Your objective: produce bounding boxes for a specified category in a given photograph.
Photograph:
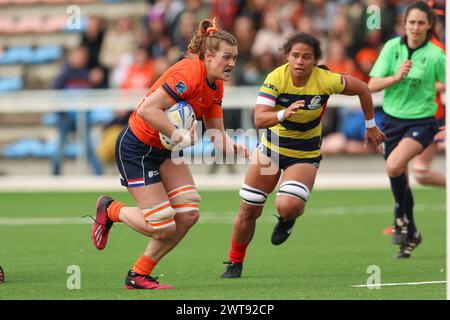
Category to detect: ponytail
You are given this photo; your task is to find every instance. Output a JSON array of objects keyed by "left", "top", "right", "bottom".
[{"left": 187, "top": 17, "right": 237, "bottom": 59}]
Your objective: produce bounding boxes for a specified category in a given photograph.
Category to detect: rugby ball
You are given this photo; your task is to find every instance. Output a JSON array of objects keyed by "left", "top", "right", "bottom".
[{"left": 159, "top": 100, "right": 195, "bottom": 150}]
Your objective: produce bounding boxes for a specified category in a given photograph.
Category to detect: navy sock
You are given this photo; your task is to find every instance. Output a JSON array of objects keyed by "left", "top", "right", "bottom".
[
  {"left": 405, "top": 187, "right": 417, "bottom": 238},
  {"left": 389, "top": 173, "right": 408, "bottom": 223}
]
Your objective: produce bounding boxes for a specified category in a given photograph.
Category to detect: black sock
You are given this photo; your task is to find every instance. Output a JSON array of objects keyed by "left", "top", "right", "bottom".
[
  {"left": 405, "top": 187, "right": 417, "bottom": 238},
  {"left": 389, "top": 173, "right": 408, "bottom": 223}
]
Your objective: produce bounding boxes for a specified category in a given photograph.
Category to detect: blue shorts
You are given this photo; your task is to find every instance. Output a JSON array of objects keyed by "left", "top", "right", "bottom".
[
  {"left": 380, "top": 113, "right": 439, "bottom": 159},
  {"left": 115, "top": 125, "right": 182, "bottom": 187},
  {"left": 257, "top": 143, "right": 322, "bottom": 170}
]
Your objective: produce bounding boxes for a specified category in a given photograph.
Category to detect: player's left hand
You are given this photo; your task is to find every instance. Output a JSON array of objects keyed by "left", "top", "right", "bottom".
[
  {"left": 364, "top": 126, "right": 386, "bottom": 147},
  {"left": 233, "top": 143, "right": 249, "bottom": 158}
]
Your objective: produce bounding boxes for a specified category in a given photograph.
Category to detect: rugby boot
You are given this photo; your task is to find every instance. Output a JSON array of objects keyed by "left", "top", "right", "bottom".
[
  {"left": 221, "top": 261, "right": 243, "bottom": 278},
  {"left": 396, "top": 232, "right": 422, "bottom": 259},
  {"left": 124, "top": 270, "right": 173, "bottom": 290},
  {"left": 91, "top": 195, "right": 114, "bottom": 250},
  {"left": 271, "top": 215, "right": 296, "bottom": 245}
]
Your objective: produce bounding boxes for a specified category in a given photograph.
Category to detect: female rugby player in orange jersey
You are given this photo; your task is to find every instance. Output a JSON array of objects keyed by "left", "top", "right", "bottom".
[{"left": 89, "top": 18, "right": 248, "bottom": 290}]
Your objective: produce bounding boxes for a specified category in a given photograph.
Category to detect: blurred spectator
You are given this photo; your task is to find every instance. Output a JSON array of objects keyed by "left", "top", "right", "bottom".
[
  {"left": 80, "top": 16, "right": 105, "bottom": 69},
  {"left": 52, "top": 46, "right": 104, "bottom": 176},
  {"left": 302, "top": 0, "right": 337, "bottom": 34},
  {"left": 354, "top": 47, "right": 379, "bottom": 82},
  {"left": 183, "top": 0, "right": 211, "bottom": 22},
  {"left": 211, "top": 0, "right": 240, "bottom": 31},
  {"left": 142, "top": 5, "right": 173, "bottom": 58},
  {"left": 99, "top": 16, "right": 139, "bottom": 70},
  {"left": 251, "top": 8, "right": 285, "bottom": 60},
  {"left": 172, "top": 11, "right": 197, "bottom": 53},
  {"left": 237, "top": 0, "right": 268, "bottom": 28},
  {"left": 321, "top": 40, "right": 371, "bottom": 152},
  {"left": 120, "top": 47, "right": 156, "bottom": 89},
  {"left": 325, "top": 40, "right": 365, "bottom": 81},
  {"left": 80, "top": 15, "right": 109, "bottom": 88},
  {"left": 232, "top": 15, "right": 257, "bottom": 84},
  {"left": 328, "top": 13, "right": 353, "bottom": 49},
  {"left": 321, "top": 108, "right": 384, "bottom": 155}
]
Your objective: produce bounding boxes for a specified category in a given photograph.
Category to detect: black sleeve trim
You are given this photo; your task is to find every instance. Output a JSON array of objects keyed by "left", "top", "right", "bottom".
[{"left": 162, "top": 82, "right": 181, "bottom": 102}]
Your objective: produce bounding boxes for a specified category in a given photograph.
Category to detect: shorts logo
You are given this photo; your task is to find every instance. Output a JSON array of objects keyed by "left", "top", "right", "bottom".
[
  {"left": 307, "top": 96, "right": 322, "bottom": 110},
  {"left": 148, "top": 170, "right": 160, "bottom": 178},
  {"left": 412, "top": 131, "right": 419, "bottom": 137},
  {"left": 174, "top": 81, "right": 187, "bottom": 95}
]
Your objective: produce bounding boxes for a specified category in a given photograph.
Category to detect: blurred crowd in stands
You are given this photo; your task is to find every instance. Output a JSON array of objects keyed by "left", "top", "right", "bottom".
[{"left": 0, "top": 0, "right": 446, "bottom": 175}]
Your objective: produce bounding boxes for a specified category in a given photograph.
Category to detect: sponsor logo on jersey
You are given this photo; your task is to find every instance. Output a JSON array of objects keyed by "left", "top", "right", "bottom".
[{"left": 263, "top": 83, "right": 278, "bottom": 92}]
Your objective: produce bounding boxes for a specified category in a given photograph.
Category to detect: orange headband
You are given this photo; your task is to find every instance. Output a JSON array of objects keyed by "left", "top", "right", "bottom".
[
  {"left": 206, "top": 26, "right": 218, "bottom": 34},
  {"left": 206, "top": 17, "right": 218, "bottom": 35}
]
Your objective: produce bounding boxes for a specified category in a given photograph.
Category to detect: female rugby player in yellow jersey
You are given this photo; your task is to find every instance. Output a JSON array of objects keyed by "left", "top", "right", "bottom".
[{"left": 221, "top": 32, "right": 385, "bottom": 278}]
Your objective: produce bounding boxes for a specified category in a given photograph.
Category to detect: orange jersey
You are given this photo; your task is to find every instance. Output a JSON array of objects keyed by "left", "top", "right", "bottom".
[
  {"left": 431, "top": 37, "right": 445, "bottom": 120},
  {"left": 129, "top": 55, "right": 224, "bottom": 148}
]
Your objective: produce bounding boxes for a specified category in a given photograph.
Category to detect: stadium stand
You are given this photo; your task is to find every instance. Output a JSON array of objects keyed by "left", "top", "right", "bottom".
[{"left": 0, "top": 0, "right": 446, "bottom": 177}]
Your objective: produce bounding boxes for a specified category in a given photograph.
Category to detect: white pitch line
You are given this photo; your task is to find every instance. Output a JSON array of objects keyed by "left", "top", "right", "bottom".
[
  {"left": 0, "top": 203, "right": 444, "bottom": 226},
  {"left": 352, "top": 280, "right": 447, "bottom": 288}
]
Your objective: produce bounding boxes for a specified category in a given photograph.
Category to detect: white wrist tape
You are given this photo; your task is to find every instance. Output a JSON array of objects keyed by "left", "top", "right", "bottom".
[
  {"left": 365, "top": 118, "right": 376, "bottom": 128},
  {"left": 277, "top": 110, "right": 285, "bottom": 122}
]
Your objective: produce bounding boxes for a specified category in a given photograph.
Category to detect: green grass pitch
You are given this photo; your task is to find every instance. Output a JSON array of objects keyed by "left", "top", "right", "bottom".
[{"left": 0, "top": 188, "right": 445, "bottom": 300}]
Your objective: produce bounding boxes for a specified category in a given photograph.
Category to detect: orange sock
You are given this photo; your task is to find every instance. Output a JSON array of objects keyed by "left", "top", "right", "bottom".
[
  {"left": 132, "top": 255, "right": 157, "bottom": 275},
  {"left": 107, "top": 201, "right": 124, "bottom": 222}
]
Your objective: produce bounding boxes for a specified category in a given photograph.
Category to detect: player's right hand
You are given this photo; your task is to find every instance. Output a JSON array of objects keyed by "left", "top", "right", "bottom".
[
  {"left": 172, "top": 121, "right": 197, "bottom": 149},
  {"left": 435, "top": 126, "right": 445, "bottom": 141},
  {"left": 394, "top": 60, "right": 413, "bottom": 82},
  {"left": 284, "top": 100, "right": 305, "bottom": 119}
]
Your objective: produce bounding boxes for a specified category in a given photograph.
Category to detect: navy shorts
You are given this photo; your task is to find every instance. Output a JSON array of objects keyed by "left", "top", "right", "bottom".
[
  {"left": 380, "top": 113, "right": 439, "bottom": 159},
  {"left": 115, "top": 125, "right": 182, "bottom": 187},
  {"left": 257, "top": 143, "right": 322, "bottom": 171}
]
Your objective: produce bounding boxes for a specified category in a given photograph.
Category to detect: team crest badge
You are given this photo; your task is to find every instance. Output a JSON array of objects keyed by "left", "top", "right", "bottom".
[
  {"left": 307, "top": 96, "right": 322, "bottom": 110},
  {"left": 174, "top": 81, "right": 187, "bottom": 95}
]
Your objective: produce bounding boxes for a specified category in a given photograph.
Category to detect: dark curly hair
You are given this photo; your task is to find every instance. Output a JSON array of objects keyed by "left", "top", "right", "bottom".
[{"left": 281, "top": 32, "right": 322, "bottom": 60}]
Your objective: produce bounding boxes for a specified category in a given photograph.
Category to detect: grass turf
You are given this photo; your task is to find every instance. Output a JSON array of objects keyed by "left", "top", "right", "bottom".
[{"left": 0, "top": 188, "right": 445, "bottom": 300}]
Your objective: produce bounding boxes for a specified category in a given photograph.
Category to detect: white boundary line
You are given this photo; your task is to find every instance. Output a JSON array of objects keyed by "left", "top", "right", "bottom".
[{"left": 353, "top": 281, "right": 447, "bottom": 288}]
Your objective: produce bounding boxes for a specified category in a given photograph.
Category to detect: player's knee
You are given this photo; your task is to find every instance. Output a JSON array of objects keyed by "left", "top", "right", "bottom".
[
  {"left": 276, "top": 181, "right": 309, "bottom": 219},
  {"left": 177, "top": 211, "right": 200, "bottom": 230},
  {"left": 276, "top": 198, "right": 304, "bottom": 220},
  {"left": 151, "top": 223, "right": 176, "bottom": 240},
  {"left": 169, "top": 185, "right": 201, "bottom": 212},
  {"left": 411, "top": 163, "right": 431, "bottom": 185},
  {"left": 141, "top": 200, "right": 176, "bottom": 237},
  {"left": 239, "top": 184, "right": 267, "bottom": 207},
  {"left": 386, "top": 159, "right": 405, "bottom": 177},
  {"left": 168, "top": 185, "right": 201, "bottom": 230}
]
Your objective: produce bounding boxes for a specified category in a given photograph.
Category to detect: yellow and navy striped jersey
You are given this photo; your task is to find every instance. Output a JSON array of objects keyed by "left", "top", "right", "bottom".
[{"left": 256, "top": 63, "right": 346, "bottom": 159}]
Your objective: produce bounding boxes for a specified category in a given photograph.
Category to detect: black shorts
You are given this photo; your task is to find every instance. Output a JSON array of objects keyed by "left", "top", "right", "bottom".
[
  {"left": 380, "top": 112, "right": 439, "bottom": 159},
  {"left": 257, "top": 143, "right": 322, "bottom": 171},
  {"left": 115, "top": 125, "right": 183, "bottom": 187}
]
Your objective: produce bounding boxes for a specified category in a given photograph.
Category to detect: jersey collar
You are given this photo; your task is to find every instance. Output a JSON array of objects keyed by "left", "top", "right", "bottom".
[{"left": 401, "top": 35, "right": 429, "bottom": 59}]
